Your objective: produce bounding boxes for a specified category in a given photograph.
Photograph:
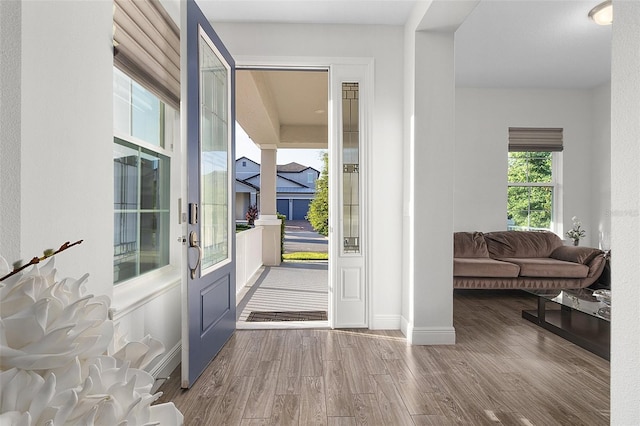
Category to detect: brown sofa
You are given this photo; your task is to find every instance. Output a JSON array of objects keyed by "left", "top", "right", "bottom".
[{"left": 454, "top": 231, "right": 607, "bottom": 289}]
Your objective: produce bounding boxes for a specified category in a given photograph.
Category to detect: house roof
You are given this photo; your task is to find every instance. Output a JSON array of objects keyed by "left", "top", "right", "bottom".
[
  {"left": 277, "top": 162, "right": 308, "bottom": 173},
  {"left": 236, "top": 159, "right": 319, "bottom": 175},
  {"left": 236, "top": 156, "right": 260, "bottom": 166},
  {"left": 237, "top": 173, "right": 312, "bottom": 190},
  {"left": 277, "top": 162, "right": 320, "bottom": 174},
  {"left": 277, "top": 174, "right": 310, "bottom": 188},
  {"left": 277, "top": 187, "right": 316, "bottom": 194},
  {"left": 235, "top": 178, "right": 260, "bottom": 191}
]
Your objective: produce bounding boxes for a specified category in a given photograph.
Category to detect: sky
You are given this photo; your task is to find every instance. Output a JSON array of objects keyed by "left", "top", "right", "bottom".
[{"left": 235, "top": 122, "right": 326, "bottom": 172}]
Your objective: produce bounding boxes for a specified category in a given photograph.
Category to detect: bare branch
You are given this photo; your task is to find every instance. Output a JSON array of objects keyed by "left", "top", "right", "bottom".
[{"left": 0, "top": 240, "right": 84, "bottom": 282}]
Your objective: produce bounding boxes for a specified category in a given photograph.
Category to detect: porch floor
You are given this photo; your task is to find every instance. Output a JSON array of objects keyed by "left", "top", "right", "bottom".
[{"left": 236, "top": 261, "right": 329, "bottom": 328}]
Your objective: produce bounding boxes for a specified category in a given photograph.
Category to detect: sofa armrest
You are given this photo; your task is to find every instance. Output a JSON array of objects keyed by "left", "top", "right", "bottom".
[
  {"left": 585, "top": 253, "right": 607, "bottom": 278},
  {"left": 549, "top": 246, "right": 603, "bottom": 265}
]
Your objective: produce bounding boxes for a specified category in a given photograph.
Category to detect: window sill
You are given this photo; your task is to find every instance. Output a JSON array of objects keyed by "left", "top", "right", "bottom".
[{"left": 111, "top": 266, "right": 181, "bottom": 321}]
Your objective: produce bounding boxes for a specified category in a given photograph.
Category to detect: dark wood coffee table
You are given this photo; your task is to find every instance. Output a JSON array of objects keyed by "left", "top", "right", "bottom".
[{"left": 522, "top": 288, "right": 610, "bottom": 360}]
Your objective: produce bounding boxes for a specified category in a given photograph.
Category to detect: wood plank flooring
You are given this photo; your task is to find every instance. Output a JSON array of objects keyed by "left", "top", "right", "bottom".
[{"left": 157, "top": 290, "right": 609, "bottom": 425}]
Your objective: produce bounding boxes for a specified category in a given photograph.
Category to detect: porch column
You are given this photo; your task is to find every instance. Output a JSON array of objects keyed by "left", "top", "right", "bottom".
[{"left": 255, "top": 145, "right": 281, "bottom": 265}]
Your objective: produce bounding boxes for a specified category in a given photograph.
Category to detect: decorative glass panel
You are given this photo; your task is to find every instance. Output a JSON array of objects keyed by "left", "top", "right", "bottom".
[
  {"left": 342, "top": 83, "right": 360, "bottom": 253},
  {"left": 200, "top": 35, "right": 229, "bottom": 270},
  {"left": 113, "top": 139, "right": 170, "bottom": 283}
]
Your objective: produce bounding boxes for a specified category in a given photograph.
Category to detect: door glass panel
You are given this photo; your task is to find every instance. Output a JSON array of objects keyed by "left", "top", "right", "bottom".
[
  {"left": 199, "top": 34, "right": 229, "bottom": 270},
  {"left": 342, "top": 82, "right": 360, "bottom": 254}
]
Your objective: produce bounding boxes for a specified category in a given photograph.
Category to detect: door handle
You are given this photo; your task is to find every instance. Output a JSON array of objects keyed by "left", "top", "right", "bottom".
[{"left": 188, "top": 231, "right": 202, "bottom": 279}]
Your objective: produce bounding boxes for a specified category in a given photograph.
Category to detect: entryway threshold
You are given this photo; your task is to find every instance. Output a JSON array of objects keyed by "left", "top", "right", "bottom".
[{"left": 237, "top": 320, "right": 329, "bottom": 330}]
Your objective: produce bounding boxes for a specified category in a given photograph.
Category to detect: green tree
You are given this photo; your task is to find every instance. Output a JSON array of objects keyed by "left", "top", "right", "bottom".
[
  {"left": 507, "top": 151, "right": 553, "bottom": 230},
  {"left": 308, "top": 152, "right": 328, "bottom": 236}
]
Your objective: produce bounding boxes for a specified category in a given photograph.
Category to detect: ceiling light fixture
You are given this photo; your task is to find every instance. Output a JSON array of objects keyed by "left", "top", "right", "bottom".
[{"left": 589, "top": 0, "right": 613, "bottom": 25}]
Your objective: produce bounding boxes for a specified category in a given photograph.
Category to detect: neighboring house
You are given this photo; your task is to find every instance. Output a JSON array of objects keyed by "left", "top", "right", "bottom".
[{"left": 235, "top": 156, "right": 320, "bottom": 221}]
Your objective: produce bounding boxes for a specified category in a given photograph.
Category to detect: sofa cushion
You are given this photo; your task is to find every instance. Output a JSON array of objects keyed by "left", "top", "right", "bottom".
[
  {"left": 454, "top": 258, "right": 520, "bottom": 277},
  {"left": 484, "top": 231, "right": 563, "bottom": 258},
  {"left": 498, "top": 258, "right": 589, "bottom": 278},
  {"left": 454, "top": 232, "right": 489, "bottom": 258},
  {"left": 549, "top": 246, "right": 602, "bottom": 265}
]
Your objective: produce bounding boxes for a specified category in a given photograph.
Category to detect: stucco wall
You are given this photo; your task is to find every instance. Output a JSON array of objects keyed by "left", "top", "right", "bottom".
[
  {"left": 455, "top": 88, "right": 599, "bottom": 246},
  {"left": 213, "top": 22, "right": 405, "bottom": 328}
]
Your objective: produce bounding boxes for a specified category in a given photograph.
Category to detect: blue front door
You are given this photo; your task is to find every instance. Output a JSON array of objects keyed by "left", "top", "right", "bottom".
[{"left": 181, "top": 0, "right": 236, "bottom": 388}]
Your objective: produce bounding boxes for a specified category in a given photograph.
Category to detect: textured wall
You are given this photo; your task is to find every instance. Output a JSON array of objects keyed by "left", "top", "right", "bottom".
[
  {"left": 611, "top": 1, "right": 640, "bottom": 422},
  {"left": 0, "top": 0, "right": 21, "bottom": 263}
]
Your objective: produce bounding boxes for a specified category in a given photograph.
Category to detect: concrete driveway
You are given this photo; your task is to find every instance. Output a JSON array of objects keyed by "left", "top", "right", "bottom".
[{"left": 283, "top": 220, "right": 327, "bottom": 253}]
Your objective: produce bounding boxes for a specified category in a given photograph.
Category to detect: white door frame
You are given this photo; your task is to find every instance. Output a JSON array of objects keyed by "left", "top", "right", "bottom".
[{"left": 234, "top": 56, "right": 373, "bottom": 328}]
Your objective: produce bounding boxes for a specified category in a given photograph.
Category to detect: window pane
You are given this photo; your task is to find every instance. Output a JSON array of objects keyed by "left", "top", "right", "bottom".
[
  {"left": 114, "top": 212, "right": 138, "bottom": 282},
  {"left": 200, "top": 36, "right": 229, "bottom": 269},
  {"left": 508, "top": 151, "right": 552, "bottom": 184},
  {"left": 507, "top": 186, "right": 553, "bottom": 230},
  {"left": 114, "top": 143, "right": 139, "bottom": 210},
  {"left": 139, "top": 211, "right": 170, "bottom": 274},
  {"left": 529, "top": 186, "right": 553, "bottom": 228},
  {"left": 140, "top": 151, "right": 169, "bottom": 210},
  {"left": 113, "top": 138, "right": 170, "bottom": 284},
  {"left": 114, "top": 69, "right": 131, "bottom": 135},
  {"left": 132, "top": 80, "right": 162, "bottom": 147}
]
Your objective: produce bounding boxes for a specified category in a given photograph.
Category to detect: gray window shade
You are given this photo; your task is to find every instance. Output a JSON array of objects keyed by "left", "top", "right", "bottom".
[
  {"left": 508, "top": 127, "right": 563, "bottom": 152},
  {"left": 113, "top": 0, "right": 180, "bottom": 110}
]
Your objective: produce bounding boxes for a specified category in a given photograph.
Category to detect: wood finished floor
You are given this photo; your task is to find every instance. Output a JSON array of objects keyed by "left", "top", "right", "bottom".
[{"left": 157, "top": 290, "right": 610, "bottom": 425}]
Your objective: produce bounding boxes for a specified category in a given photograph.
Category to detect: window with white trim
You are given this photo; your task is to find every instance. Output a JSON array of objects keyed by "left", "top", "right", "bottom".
[
  {"left": 507, "top": 127, "right": 562, "bottom": 232},
  {"left": 507, "top": 151, "right": 555, "bottom": 231},
  {"left": 113, "top": 68, "right": 177, "bottom": 284}
]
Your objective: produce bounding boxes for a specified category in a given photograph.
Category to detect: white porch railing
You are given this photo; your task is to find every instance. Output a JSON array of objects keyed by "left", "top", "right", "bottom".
[{"left": 236, "top": 226, "right": 263, "bottom": 295}]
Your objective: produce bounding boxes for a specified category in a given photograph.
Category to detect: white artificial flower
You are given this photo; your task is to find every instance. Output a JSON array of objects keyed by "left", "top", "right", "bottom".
[{"left": 0, "top": 255, "right": 183, "bottom": 425}]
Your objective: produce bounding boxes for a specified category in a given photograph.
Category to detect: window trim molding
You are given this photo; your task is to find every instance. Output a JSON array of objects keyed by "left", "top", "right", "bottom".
[
  {"left": 111, "top": 265, "right": 180, "bottom": 320},
  {"left": 113, "top": 67, "right": 181, "bottom": 289}
]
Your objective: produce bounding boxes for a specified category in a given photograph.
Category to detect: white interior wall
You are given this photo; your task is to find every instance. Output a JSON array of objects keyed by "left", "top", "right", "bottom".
[
  {"left": 20, "top": 1, "right": 113, "bottom": 294},
  {"left": 401, "top": 0, "right": 431, "bottom": 343},
  {"left": 455, "top": 88, "right": 596, "bottom": 246},
  {"left": 611, "top": 1, "right": 640, "bottom": 422},
  {"left": 0, "top": 1, "right": 21, "bottom": 264},
  {"left": 591, "top": 82, "right": 612, "bottom": 247},
  {"left": 9, "top": 1, "right": 183, "bottom": 381},
  {"left": 213, "top": 22, "right": 405, "bottom": 328}
]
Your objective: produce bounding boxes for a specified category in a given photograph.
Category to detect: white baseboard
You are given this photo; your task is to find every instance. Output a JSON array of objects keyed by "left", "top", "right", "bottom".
[
  {"left": 150, "top": 342, "right": 181, "bottom": 393},
  {"left": 401, "top": 315, "right": 410, "bottom": 337},
  {"left": 400, "top": 317, "right": 456, "bottom": 345},
  {"left": 371, "top": 314, "right": 402, "bottom": 330}
]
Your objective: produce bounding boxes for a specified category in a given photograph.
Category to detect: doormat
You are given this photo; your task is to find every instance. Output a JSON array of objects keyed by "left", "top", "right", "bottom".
[{"left": 246, "top": 311, "right": 328, "bottom": 322}]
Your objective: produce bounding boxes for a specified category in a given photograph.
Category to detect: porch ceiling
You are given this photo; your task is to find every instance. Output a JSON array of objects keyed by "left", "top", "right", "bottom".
[{"left": 236, "top": 69, "right": 329, "bottom": 150}]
